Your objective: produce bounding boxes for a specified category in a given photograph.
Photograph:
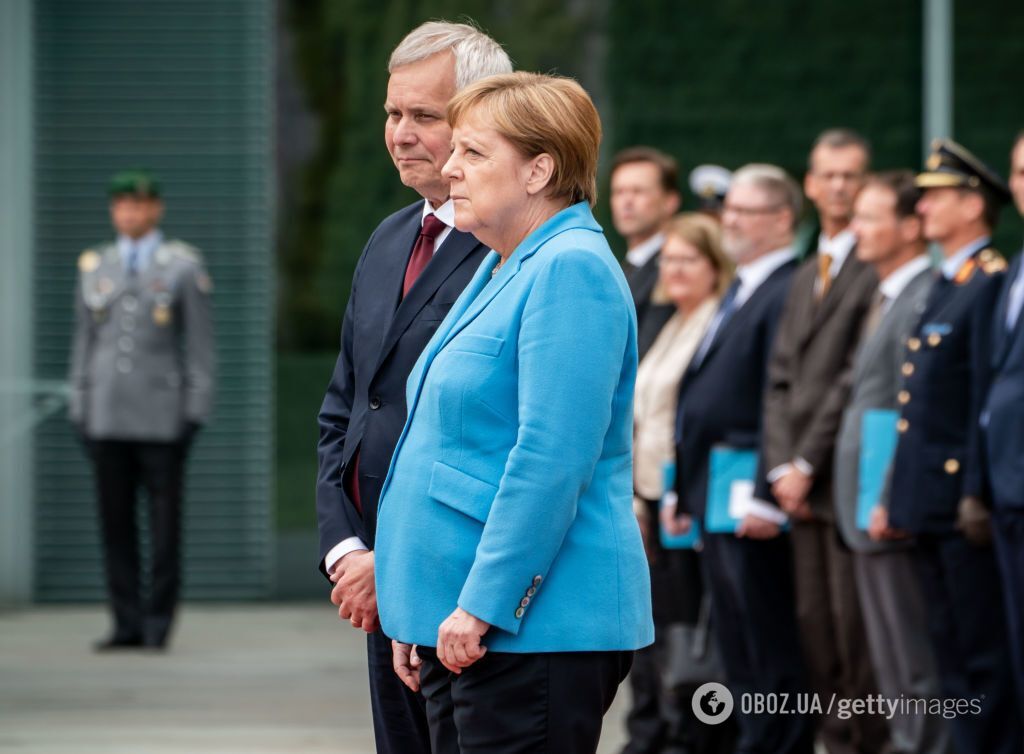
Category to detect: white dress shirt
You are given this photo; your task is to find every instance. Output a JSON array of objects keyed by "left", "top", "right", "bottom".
[
  {"left": 940, "top": 236, "right": 990, "bottom": 280},
  {"left": 117, "top": 229, "right": 163, "bottom": 273},
  {"left": 323, "top": 199, "right": 457, "bottom": 575},
  {"left": 878, "top": 254, "right": 933, "bottom": 311},
  {"left": 625, "top": 233, "right": 666, "bottom": 269},
  {"left": 813, "top": 228, "right": 857, "bottom": 296}
]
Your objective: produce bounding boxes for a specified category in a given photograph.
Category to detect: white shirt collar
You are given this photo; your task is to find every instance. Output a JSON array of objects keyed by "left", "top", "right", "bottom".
[
  {"left": 940, "top": 235, "right": 990, "bottom": 280},
  {"left": 878, "top": 254, "right": 933, "bottom": 302},
  {"left": 117, "top": 229, "right": 163, "bottom": 270},
  {"left": 736, "top": 245, "right": 796, "bottom": 306},
  {"left": 421, "top": 198, "right": 456, "bottom": 252},
  {"left": 817, "top": 228, "right": 857, "bottom": 277},
  {"left": 625, "top": 232, "right": 666, "bottom": 268}
]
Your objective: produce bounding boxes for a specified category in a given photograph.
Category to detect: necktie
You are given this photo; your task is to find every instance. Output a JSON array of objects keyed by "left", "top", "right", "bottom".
[
  {"left": 691, "top": 278, "right": 742, "bottom": 369},
  {"left": 817, "top": 252, "right": 833, "bottom": 300},
  {"left": 403, "top": 214, "right": 448, "bottom": 297},
  {"left": 861, "top": 289, "right": 887, "bottom": 340},
  {"left": 126, "top": 243, "right": 141, "bottom": 276}
]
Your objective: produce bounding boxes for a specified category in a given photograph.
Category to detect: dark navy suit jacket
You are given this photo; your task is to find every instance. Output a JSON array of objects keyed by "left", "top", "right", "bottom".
[
  {"left": 674, "top": 259, "right": 797, "bottom": 518},
  {"left": 315, "top": 201, "right": 490, "bottom": 572},
  {"left": 984, "top": 253, "right": 1024, "bottom": 509}
]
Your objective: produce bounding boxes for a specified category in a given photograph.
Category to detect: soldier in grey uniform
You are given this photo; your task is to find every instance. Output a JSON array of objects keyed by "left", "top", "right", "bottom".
[{"left": 69, "top": 170, "right": 214, "bottom": 650}]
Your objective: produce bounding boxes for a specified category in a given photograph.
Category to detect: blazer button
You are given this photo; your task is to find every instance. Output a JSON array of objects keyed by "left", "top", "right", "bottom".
[
  {"left": 520, "top": 597, "right": 530, "bottom": 608},
  {"left": 898, "top": 390, "right": 911, "bottom": 405},
  {"left": 526, "top": 587, "right": 537, "bottom": 597},
  {"left": 533, "top": 575, "right": 543, "bottom": 586},
  {"left": 515, "top": 607, "right": 525, "bottom": 619},
  {"left": 944, "top": 458, "right": 960, "bottom": 474},
  {"left": 369, "top": 396, "right": 382, "bottom": 410}
]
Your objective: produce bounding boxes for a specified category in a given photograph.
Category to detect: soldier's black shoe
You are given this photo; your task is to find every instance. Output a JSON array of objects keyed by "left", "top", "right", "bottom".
[{"left": 93, "top": 634, "right": 143, "bottom": 652}]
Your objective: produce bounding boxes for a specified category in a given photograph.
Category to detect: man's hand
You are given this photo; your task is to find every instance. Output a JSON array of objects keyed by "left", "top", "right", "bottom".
[
  {"left": 736, "top": 514, "right": 781, "bottom": 540},
  {"left": 437, "top": 607, "right": 489, "bottom": 674},
  {"left": 330, "top": 550, "right": 379, "bottom": 633},
  {"left": 660, "top": 505, "right": 693, "bottom": 538},
  {"left": 867, "top": 505, "right": 909, "bottom": 541},
  {"left": 956, "top": 496, "right": 992, "bottom": 547},
  {"left": 392, "top": 641, "right": 422, "bottom": 692},
  {"left": 772, "top": 466, "right": 813, "bottom": 513}
]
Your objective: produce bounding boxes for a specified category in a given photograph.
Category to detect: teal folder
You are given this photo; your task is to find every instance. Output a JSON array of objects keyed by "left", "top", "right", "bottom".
[
  {"left": 856, "top": 409, "right": 900, "bottom": 530},
  {"left": 705, "top": 446, "right": 759, "bottom": 534},
  {"left": 659, "top": 461, "right": 701, "bottom": 549}
]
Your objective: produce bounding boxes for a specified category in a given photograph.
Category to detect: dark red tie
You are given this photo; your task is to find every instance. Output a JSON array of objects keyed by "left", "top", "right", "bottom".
[{"left": 403, "top": 214, "right": 447, "bottom": 297}]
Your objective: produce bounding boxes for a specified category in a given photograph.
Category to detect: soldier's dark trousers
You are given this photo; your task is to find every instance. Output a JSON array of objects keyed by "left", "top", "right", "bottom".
[
  {"left": 914, "top": 533, "right": 1023, "bottom": 754},
  {"left": 91, "top": 439, "right": 185, "bottom": 645}
]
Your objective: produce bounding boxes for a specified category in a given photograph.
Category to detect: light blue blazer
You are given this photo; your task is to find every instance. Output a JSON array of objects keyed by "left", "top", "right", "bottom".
[{"left": 375, "top": 202, "right": 654, "bottom": 653}]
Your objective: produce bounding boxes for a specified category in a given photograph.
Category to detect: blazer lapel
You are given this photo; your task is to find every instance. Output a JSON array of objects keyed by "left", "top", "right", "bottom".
[
  {"left": 373, "top": 228, "right": 483, "bottom": 375},
  {"left": 801, "top": 252, "right": 861, "bottom": 349},
  {"left": 993, "top": 256, "right": 1021, "bottom": 368}
]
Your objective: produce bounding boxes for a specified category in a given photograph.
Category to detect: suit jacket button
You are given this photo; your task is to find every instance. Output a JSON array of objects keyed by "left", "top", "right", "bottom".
[
  {"left": 898, "top": 390, "right": 911, "bottom": 405},
  {"left": 944, "top": 458, "right": 960, "bottom": 474},
  {"left": 896, "top": 418, "right": 909, "bottom": 433},
  {"left": 369, "top": 396, "right": 381, "bottom": 410},
  {"left": 515, "top": 607, "right": 525, "bottom": 619}
]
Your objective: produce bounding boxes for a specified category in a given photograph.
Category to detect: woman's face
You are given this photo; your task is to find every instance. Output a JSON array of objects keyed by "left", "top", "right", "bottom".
[
  {"left": 442, "top": 110, "right": 539, "bottom": 252},
  {"left": 659, "top": 235, "right": 717, "bottom": 309}
]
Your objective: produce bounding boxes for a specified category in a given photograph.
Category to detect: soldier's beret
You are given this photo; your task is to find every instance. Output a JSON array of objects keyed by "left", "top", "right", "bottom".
[{"left": 108, "top": 169, "right": 161, "bottom": 199}]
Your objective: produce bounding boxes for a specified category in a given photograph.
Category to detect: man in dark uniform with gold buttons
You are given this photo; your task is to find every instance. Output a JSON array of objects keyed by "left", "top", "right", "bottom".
[
  {"left": 69, "top": 170, "right": 215, "bottom": 651},
  {"left": 888, "top": 140, "right": 1022, "bottom": 753}
]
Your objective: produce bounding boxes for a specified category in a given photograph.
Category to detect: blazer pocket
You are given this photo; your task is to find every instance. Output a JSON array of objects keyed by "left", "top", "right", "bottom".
[
  {"left": 428, "top": 461, "right": 499, "bottom": 523},
  {"left": 447, "top": 333, "right": 504, "bottom": 358}
]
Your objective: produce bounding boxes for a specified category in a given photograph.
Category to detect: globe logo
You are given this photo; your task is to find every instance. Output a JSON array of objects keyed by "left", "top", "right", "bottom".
[{"left": 692, "top": 682, "right": 734, "bottom": 725}]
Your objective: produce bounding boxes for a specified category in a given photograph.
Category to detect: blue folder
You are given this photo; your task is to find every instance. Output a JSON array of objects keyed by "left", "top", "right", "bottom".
[
  {"left": 856, "top": 409, "right": 900, "bottom": 530},
  {"left": 705, "top": 446, "right": 759, "bottom": 533},
  {"left": 659, "top": 461, "right": 701, "bottom": 549}
]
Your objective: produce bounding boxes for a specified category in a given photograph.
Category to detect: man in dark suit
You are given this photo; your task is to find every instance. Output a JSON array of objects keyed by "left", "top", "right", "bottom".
[
  {"left": 835, "top": 171, "right": 951, "bottom": 754},
  {"left": 889, "top": 139, "right": 1022, "bottom": 754},
  {"left": 314, "top": 22, "right": 511, "bottom": 754},
  {"left": 985, "top": 130, "right": 1024, "bottom": 716},
  {"left": 757, "top": 129, "right": 887, "bottom": 754},
  {"left": 675, "top": 164, "right": 812, "bottom": 754},
  {"left": 611, "top": 147, "right": 682, "bottom": 360}
]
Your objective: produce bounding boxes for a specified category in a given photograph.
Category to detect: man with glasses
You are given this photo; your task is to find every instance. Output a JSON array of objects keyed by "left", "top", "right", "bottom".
[
  {"left": 756, "top": 129, "right": 887, "bottom": 753},
  {"left": 675, "top": 164, "right": 813, "bottom": 753}
]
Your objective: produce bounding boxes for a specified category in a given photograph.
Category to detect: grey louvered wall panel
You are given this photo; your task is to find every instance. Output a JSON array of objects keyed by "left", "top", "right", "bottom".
[{"left": 32, "top": 0, "right": 273, "bottom": 601}]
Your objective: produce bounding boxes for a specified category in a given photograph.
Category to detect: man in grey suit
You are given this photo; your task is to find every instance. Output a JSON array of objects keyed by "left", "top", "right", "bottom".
[
  {"left": 835, "top": 171, "right": 951, "bottom": 754},
  {"left": 70, "top": 170, "right": 214, "bottom": 650}
]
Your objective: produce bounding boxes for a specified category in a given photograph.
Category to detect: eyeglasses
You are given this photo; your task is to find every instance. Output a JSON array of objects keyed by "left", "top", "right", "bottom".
[
  {"left": 721, "top": 203, "right": 784, "bottom": 217},
  {"left": 659, "top": 255, "right": 705, "bottom": 269}
]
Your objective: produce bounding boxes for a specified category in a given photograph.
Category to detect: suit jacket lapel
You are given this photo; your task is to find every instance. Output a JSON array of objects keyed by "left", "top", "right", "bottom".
[
  {"left": 801, "top": 252, "right": 861, "bottom": 349},
  {"left": 993, "top": 256, "right": 1021, "bottom": 368},
  {"left": 373, "top": 228, "right": 483, "bottom": 375}
]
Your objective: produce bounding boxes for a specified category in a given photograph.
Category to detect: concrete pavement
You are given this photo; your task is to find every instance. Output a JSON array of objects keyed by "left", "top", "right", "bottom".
[{"left": 0, "top": 604, "right": 630, "bottom": 753}]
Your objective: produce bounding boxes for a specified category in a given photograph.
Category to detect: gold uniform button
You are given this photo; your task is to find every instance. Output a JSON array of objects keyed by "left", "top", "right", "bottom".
[
  {"left": 897, "top": 418, "right": 909, "bottom": 433},
  {"left": 515, "top": 607, "right": 525, "bottom": 619},
  {"left": 898, "top": 390, "right": 911, "bottom": 405},
  {"left": 902, "top": 363, "right": 915, "bottom": 377},
  {"left": 907, "top": 337, "right": 921, "bottom": 351},
  {"left": 944, "top": 459, "right": 960, "bottom": 474},
  {"left": 928, "top": 333, "right": 942, "bottom": 347}
]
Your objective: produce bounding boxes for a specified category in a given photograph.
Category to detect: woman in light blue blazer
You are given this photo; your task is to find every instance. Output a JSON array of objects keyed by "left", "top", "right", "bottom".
[{"left": 374, "top": 72, "right": 654, "bottom": 752}]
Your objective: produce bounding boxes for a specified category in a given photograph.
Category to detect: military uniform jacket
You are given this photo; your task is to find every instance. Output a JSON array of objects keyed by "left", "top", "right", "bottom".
[
  {"left": 888, "top": 246, "right": 1005, "bottom": 533},
  {"left": 68, "top": 238, "right": 215, "bottom": 441}
]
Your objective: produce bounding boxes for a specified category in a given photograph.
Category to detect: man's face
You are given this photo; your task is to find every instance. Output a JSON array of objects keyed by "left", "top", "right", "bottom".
[
  {"left": 109, "top": 196, "right": 163, "bottom": 239},
  {"left": 1010, "top": 139, "right": 1024, "bottom": 217},
  {"left": 384, "top": 52, "right": 457, "bottom": 207},
  {"left": 721, "top": 182, "right": 788, "bottom": 263},
  {"left": 852, "top": 184, "right": 912, "bottom": 265},
  {"left": 609, "top": 162, "right": 679, "bottom": 242},
  {"left": 916, "top": 187, "right": 977, "bottom": 244},
  {"left": 805, "top": 145, "right": 868, "bottom": 227}
]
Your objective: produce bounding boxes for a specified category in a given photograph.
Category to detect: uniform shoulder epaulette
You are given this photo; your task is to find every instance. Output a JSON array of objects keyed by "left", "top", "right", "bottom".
[
  {"left": 978, "top": 248, "right": 1007, "bottom": 275},
  {"left": 165, "top": 239, "right": 203, "bottom": 263},
  {"left": 77, "top": 248, "right": 101, "bottom": 273}
]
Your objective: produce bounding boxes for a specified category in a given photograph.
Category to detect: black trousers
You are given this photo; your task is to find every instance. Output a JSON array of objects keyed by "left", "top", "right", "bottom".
[
  {"left": 366, "top": 629, "right": 431, "bottom": 754},
  {"left": 701, "top": 532, "right": 815, "bottom": 754},
  {"left": 994, "top": 508, "right": 1024, "bottom": 719},
  {"left": 914, "top": 532, "right": 1023, "bottom": 754},
  {"left": 418, "top": 646, "right": 632, "bottom": 753},
  {"left": 90, "top": 439, "right": 186, "bottom": 644}
]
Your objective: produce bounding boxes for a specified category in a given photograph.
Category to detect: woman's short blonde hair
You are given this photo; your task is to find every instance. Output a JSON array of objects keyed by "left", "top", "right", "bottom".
[
  {"left": 446, "top": 72, "right": 601, "bottom": 207},
  {"left": 652, "top": 213, "right": 735, "bottom": 303}
]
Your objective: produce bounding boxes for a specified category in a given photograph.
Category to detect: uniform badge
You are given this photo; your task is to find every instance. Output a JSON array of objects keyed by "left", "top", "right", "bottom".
[
  {"left": 153, "top": 304, "right": 173, "bottom": 326},
  {"left": 78, "top": 250, "right": 101, "bottom": 273},
  {"left": 953, "top": 258, "right": 977, "bottom": 285},
  {"left": 979, "top": 249, "right": 1007, "bottom": 275}
]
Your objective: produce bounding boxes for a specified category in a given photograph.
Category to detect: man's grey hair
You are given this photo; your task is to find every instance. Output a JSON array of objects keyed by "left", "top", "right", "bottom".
[
  {"left": 731, "top": 163, "right": 803, "bottom": 229},
  {"left": 389, "top": 21, "right": 513, "bottom": 90},
  {"left": 808, "top": 127, "right": 872, "bottom": 169}
]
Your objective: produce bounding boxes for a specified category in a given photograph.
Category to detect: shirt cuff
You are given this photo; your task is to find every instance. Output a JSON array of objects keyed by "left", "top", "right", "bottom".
[
  {"left": 745, "top": 498, "right": 790, "bottom": 526},
  {"left": 325, "top": 537, "right": 369, "bottom": 576},
  {"left": 792, "top": 457, "right": 815, "bottom": 477},
  {"left": 766, "top": 463, "right": 793, "bottom": 484}
]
